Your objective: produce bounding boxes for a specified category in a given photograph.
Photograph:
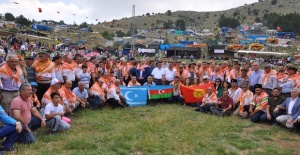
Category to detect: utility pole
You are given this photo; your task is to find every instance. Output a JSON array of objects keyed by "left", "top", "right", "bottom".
[{"left": 131, "top": 5, "right": 136, "bottom": 51}]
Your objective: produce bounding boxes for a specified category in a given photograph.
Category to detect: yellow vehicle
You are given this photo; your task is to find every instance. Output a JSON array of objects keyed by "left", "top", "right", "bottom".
[
  {"left": 248, "top": 43, "right": 263, "bottom": 51},
  {"left": 227, "top": 44, "right": 243, "bottom": 51}
]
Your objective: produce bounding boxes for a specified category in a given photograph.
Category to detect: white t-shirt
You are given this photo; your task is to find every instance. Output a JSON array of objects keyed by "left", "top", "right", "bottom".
[
  {"left": 79, "top": 72, "right": 91, "bottom": 89},
  {"left": 151, "top": 68, "right": 165, "bottom": 79},
  {"left": 164, "top": 68, "right": 177, "bottom": 81},
  {"left": 43, "top": 103, "right": 64, "bottom": 119}
]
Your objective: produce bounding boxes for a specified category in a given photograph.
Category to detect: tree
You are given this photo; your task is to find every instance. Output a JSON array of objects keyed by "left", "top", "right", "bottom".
[
  {"left": 175, "top": 19, "right": 186, "bottom": 30},
  {"left": 255, "top": 17, "right": 262, "bottom": 22},
  {"left": 163, "top": 20, "right": 173, "bottom": 29},
  {"left": 271, "top": 0, "right": 277, "bottom": 5},
  {"left": 166, "top": 10, "right": 172, "bottom": 16},
  {"left": 146, "top": 13, "right": 150, "bottom": 16},
  {"left": 116, "top": 30, "right": 125, "bottom": 37},
  {"left": 5, "top": 13, "right": 15, "bottom": 21},
  {"left": 101, "top": 30, "right": 114, "bottom": 40},
  {"left": 15, "top": 15, "right": 31, "bottom": 26},
  {"left": 218, "top": 15, "right": 240, "bottom": 28},
  {"left": 78, "top": 22, "right": 88, "bottom": 29}
]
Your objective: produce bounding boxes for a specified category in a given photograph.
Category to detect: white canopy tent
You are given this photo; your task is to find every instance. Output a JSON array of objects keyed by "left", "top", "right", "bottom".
[{"left": 236, "top": 50, "right": 289, "bottom": 56}]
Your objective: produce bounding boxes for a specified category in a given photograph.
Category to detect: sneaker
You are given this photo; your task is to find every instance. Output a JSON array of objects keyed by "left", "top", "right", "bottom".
[
  {"left": 195, "top": 108, "right": 200, "bottom": 112},
  {"left": 0, "top": 146, "right": 17, "bottom": 153},
  {"left": 50, "top": 131, "right": 58, "bottom": 135}
]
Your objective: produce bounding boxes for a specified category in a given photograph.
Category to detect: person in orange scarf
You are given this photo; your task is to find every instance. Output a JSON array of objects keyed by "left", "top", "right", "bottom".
[
  {"left": 88, "top": 56, "right": 97, "bottom": 83},
  {"left": 233, "top": 84, "right": 253, "bottom": 118},
  {"left": 277, "top": 69, "right": 287, "bottom": 86},
  {"left": 29, "top": 82, "right": 41, "bottom": 110},
  {"left": 279, "top": 67, "right": 299, "bottom": 98},
  {"left": 52, "top": 55, "right": 64, "bottom": 83},
  {"left": 195, "top": 87, "right": 218, "bottom": 113},
  {"left": 258, "top": 64, "right": 277, "bottom": 96},
  {"left": 106, "top": 79, "right": 128, "bottom": 109},
  {"left": 41, "top": 78, "right": 72, "bottom": 114},
  {"left": 100, "top": 72, "right": 110, "bottom": 86},
  {"left": 198, "top": 62, "right": 212, "bottom": 82},
  {"left": 229, "top": 63, "right": 241, "bottom": 81},
  {"left": 249, "top": 84, "right": 269, "bottom": 123},
  {"left": 177, "top": 65, "right": 190, "bottom": 84},
  {"left": 59, "top": 80, "right": 85, "bottom": 111},
  {"left": 89, "top": 78, "right": 106, "bottom": 103},
  {"left": 33, "top": 51, "right": 55, "bottom": 101},
  {"left": 127, "top": 76, "right": 141, "bottom": 87},
  {"left": 62, "top": 56, "right": 76, "bottom": 85},
  {"left": 0, "top": 55, "right": 25, "bottom": 113},
  {"left": 211, "top": 65, "right": 224, "bottom": 83},
  {"left": 221, "top": 61, "right": 230, "bottom": 81}
]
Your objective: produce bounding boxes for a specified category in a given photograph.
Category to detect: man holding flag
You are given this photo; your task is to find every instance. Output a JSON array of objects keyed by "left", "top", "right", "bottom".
[
  {"left": 167, "top": 76, "right": 183, "bottom": 102},
  {"left": 106, "top": 79, "right": 128, "bottom": 109}
]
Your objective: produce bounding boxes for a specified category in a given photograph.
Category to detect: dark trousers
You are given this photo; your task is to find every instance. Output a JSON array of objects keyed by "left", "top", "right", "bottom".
[
  {"left": 197, "top": 103, "right": 214, "bottom": 113},
  {"left": 72, "top": 79, "right": 78, "bottom": 90},
  {"left": 260, "top": 110, "right": 286, "bottom": 123},
  {"left": 210, "top": 106, "right": 232, "bottom": 116},
  {"left": 294, "top": 121, "right": 300, "bottom": 128},
  {"left": 17, "top": 116, "right": 41, "bottom": 143},
  {"left": 154, "top": 79, "right": 162, "bottom": 85},
  {"left": 106, "top": 98, "right": 124, "bottom": 109},
  {"left": 251, "top": 111, "right": 265, "bottom": 123},
  {"left": 0, "top": 125, "right": 20, "bottom": 149},
  {"left": 37, "top": 83, "right": 50, "bottom": 101},
  {"left": 263, "top": 88, "right": 272, "bottom": 97},
  {"left": 167, "top": 96, "right": 183, "bottom": 102},
  {"left": 281, "top": 93, "right": 291, "bottom": 99}
]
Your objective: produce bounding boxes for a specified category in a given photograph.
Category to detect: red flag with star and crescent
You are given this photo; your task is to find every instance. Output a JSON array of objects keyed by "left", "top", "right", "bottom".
[{"left": 180, "top": 83, "right": 215, "bottom": 103}]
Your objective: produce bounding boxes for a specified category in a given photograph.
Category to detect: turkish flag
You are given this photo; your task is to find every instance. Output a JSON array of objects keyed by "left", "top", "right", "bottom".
[
  {"left": 38, "top": 8, "right": 42, "bottom": 13},
  {"left": 180, "top": 83, "right": 215, "bottom": 103}
]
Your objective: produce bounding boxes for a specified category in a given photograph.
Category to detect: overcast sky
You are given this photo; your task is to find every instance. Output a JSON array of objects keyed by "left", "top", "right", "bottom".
[{"left": 0, "top": 0, "right": 257, "bottom": 24}]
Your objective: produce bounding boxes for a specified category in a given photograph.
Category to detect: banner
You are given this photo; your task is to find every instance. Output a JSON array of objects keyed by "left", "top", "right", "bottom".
[
  {"left": 120, "top": 86, "right": 148, "bottom": 107},
  {"left": 138, "top": 48, "right": 156, "bottom": 53},
  {"left": 180, "top": 83, "right": 215, "bottom": 103},
  {"left": 148, "top": 85, "right": 173, "bottom": 99}
]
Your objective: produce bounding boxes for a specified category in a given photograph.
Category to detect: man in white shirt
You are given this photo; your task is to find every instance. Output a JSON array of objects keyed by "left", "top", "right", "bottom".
[
  {"left": 229, "top": 79, "right": 242, "bottom": 105},
  {"left": 20, "top": 44, "right": 26, "bottom": 57},
  {"left": 164, "top": 63, "right": 177, "bottom": 84},
  {"left": 275, "top": 88, "right": 300, "bottom": 128},
  {"left": 72, "top": 82, "right": 88, "bottom": 104},
  {"left": 151, "top": 62, "right": 165, "bottom": 85},
  {"left": 106, "top": 79, "right": 128, "bottom": 108},
  {"left": 233, "top": 84, "right": 253, "bottom": 118}
]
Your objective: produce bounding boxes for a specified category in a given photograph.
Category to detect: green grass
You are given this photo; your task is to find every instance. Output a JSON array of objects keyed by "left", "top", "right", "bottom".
[{"left": 16, "top": 104, "right": 299, "bottom": 155}]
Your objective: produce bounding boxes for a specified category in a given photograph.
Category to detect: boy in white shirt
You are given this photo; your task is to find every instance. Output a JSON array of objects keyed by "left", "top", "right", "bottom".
[
  {"left": 78, "top": 65, "right": 91, "bottom": 89},
  {"left": 44, "top": 92, "right": 70, "bottom": 134}
]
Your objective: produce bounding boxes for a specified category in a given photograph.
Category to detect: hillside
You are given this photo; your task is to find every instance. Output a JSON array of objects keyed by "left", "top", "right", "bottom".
[{"left": 100, "top": 0, "right": 300, "bottom": 30}]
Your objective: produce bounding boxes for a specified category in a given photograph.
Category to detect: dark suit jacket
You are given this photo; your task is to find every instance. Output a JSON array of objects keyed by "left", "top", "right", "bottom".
[
  {"left": 280, "top": 97, "right": 300, "bottom": 121},
  {"left": 136, "top": 67, "right": 150, "bottom": 84}
]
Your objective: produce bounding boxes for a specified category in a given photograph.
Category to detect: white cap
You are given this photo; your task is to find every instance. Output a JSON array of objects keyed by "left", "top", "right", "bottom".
[
  {"left": 203, "top": 76, "right": 209, "bottom": 79},
  {"left": 50, "top": 78, "right": 61, "bottom": 86}
]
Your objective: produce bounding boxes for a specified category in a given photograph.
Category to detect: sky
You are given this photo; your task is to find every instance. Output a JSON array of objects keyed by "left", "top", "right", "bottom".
[{"left": 0, "top": 0, "right": 258, "bottom": 24}]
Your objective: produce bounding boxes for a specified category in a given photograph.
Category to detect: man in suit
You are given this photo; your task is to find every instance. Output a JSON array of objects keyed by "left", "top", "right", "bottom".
[
  {"left": 136, "top": 64, "right": 150, "bottom": 86},
  {"left": 275, "top": 88, "right": 300, "bottom": 128}
]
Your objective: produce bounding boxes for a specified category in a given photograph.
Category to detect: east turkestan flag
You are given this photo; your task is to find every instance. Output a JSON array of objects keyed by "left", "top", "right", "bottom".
[
  {"left": 148, "top": 85, "right": 173, "bottom": 99},
  {"left": 120, "top": 86, "right": 148, "bottom": 106}
]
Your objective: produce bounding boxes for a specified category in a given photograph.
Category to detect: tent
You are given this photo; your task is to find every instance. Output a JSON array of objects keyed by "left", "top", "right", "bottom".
[{"left": 237, "top": 50, "right": 289, "bottom": 56}]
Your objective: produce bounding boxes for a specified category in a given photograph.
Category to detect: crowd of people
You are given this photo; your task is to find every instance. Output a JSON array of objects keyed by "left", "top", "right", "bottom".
[{"left": 0, "top": 36, "right": 300, "bottom": 153}]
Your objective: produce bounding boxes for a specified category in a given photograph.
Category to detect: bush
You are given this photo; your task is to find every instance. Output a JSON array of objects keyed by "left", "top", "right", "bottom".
[{"left": 271, "top": 0, "right": 277, "bottom": 5}]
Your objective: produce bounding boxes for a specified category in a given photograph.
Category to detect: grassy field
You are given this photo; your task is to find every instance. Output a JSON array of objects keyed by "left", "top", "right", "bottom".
[{"left": 15, "top": 104, "right": 300, "bottom": 155}]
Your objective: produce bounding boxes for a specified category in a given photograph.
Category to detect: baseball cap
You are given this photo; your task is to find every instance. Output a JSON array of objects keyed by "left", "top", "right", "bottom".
[{"left": 50, "top": 78, "right": 61, "bottom": 86}]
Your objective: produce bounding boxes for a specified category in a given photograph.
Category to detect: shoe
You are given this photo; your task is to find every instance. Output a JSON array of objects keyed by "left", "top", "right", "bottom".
[
  {"left": 0, "top": 146, "right": 17, "bottom": 153},
  {"left": 195, "top": 108, "right": 200, "bottom": 112},
  {"left": 50, "top": 131, "right": 58, "bottom": 135}
]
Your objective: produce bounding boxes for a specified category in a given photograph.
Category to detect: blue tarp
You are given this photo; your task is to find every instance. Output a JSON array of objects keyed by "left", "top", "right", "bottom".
[
  {"left": 31, "top": 24, "right": 51, "bottom": 31},
  {"left": 275, "top": 32, "right": 295, "bottom": 39}
]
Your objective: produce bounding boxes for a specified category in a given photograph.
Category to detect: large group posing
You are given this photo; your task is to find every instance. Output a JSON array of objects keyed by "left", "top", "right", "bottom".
[{"left": 0, "top": 44, "right": 300, "bottom": 153}]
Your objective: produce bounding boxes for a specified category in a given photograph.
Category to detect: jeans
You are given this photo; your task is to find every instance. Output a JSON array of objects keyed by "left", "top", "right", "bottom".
[
  {"left": 260, "top": 110, "right": 286, "bottom": 123},
  {"left": 197, "top": 103, "right": 214, "bottom": 113},
  {"left": 167, "top": 96, "right": 183, "bottom": 102},
  {"left": 17, "top": 116, "right": 41, "bottom": 144},
  {"left": 46, "top": 115, "right": 70, "bottom": 132},
  {"left": 251, "top": 111, "right": 265, "bottom": 123},
  {"left": 210, "top": 106, "right": 232, "bottom": 116},
  {"left": 0, "top": 125, "right": 20, "bottom": 149}
]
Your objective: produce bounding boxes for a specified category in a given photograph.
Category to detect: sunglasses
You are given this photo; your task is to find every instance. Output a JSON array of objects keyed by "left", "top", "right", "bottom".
[{"left": 216, "top": 81, "right": 220, "bottom": 82}]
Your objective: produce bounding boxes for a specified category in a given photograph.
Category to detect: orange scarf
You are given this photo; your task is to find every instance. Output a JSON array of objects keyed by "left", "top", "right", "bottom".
[
  {"left": 238, "top": 90, "right": 252, "bottom": 113},
  {"left": 252, "top": 91, "right": 268, "bottom": 110},
  {"left": 202, "top": 92, "right": 217, "bottom": 103},
  {"left": 42, "top": 87, "right": 61, "bottom": 105},
  {"left": 90, "top": 82, "right": 104, "bottom": 97},
  {"left": 108, "top": 84, "right": 120, "bottom": 95},
  {"left": 287, "top": 74, "right": 299, "bottom": 87},
  {"left": 33, "top": 60, "right": 54, "bottom": 81},
  {"left": 62, "top": 61, "right": 77, "bottom": 71},
  {"left": 137, "top": 64, "right": 148, "bottom": 71},
  {"left": 0, "top": 64, "right": 22, "bottom": 87},
  {"left": 59, "top": 85, "right": 76, "bottom": 105},
  {"left": 100, "top": 77, "right": 110, "bottom": 85},
  {"left": 30, "top": 94, "right": 41, "bottom": 107},
  {"left": 128, "top": 80, "right": 141, "bottom": 86},
  {"left": 199, "top": 67, "right": 212, "bottom": 77},
  {"left": 260, "top": 70, "right": 277, "bottom": 85}
]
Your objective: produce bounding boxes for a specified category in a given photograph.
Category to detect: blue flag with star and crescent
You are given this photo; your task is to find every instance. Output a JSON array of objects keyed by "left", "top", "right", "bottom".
[{"left": 120, "top": 86, "right": 148, "bottom": 106}]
